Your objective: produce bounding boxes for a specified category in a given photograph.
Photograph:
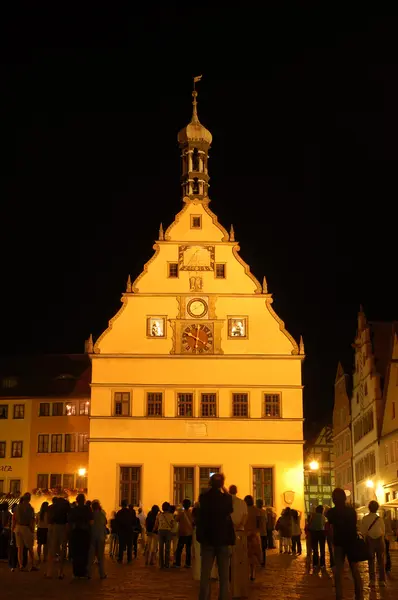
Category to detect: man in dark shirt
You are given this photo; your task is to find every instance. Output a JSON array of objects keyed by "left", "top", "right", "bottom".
[
  {"left": 196, "top": 473, "right": 234, "bottom": 600},
  {"left": 116, "top": 499, "right": 134, "bottom": 563},
  {"left": 326, "top": 488, "right": 363, "bottom": 600}
]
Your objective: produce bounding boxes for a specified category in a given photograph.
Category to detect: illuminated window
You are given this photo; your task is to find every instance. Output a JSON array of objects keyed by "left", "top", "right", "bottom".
[
  {"left": 50, "top": 474, "right": 62, "bottom": 488},
  {"left": 232, "top": 393, "right": 248, "bottom": 417},
  {"left": 39, "top": 403, "right": 50, "bottom": 417},
  {"left": 264, "top": 394, "right": 281, "bottom": 418},
  {"left": 114, "top": 392, "right": 130, "bottom": 416},
  {"left": 65, "top": 402, "right": 76, "bottom": 416},
  {"left": 199, "top": 467, "right": 220, "bottom": 495},
  {"left": 147, "top": 316, "right": 166, "bottom": 338},
  {"left": 64, "top": 433, "right": 75, "bottom": 452},
  {"left": 147, "top": 392, "right": 163, "bottom": 416},
  {"left": 11, "top": 441, "right": 23, "bottom": 458},
  {"left": 51, "top": 434, "right": 63, "bottom": 453},
  {"left": 80, "top": 401, "right": 90, "bottom": 416},
  {"left": 120, "top": 466, "right": 141, "bottom": 507},
  {"left": 37, "top": 474, "right": 48, "bottom": 489},
  {"left": 38, "top": 434, "right": 49, "bottom": 453},
  {"left": 168, "top": 263, "right": 179, "bottom": 278},
  {"left": 0, "top": 441, "right": 5, "bottom": 458},
  {"left": 228, "top": 317, "right": 248, "bottom": 338},
  {"left": 215, "top": 264, "right": 226, "bottom": 279},
  {"left": 200, "top": 393, "right": 217, "bottom": 417},
  {"left": 63, "top": 474, "right": 74, "bottom": 489},
  {"left": 52, "top": 402, "right": 64, "bottom": 416},
  {"left": 0, "top": 405, "right": 8, "bottom": 419},
  {"left": 173, "top": 467, "right": 194, "bottom": 505},
  {"left": 77, "top": 433, "right": 89, "bottom": 452},
  {"left": 253, "top": 468, "right": 273, "bottom": 506},
  {"left": 191, "top": 215, "right": 202, "bottom": 229},
  {"left": 177, "top": 393, "right": 193, "bottom": 417}
]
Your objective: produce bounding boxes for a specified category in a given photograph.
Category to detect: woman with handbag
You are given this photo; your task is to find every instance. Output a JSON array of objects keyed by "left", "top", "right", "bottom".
[{"left": 326, "top": 488, "right": 364, "bottom": 600}]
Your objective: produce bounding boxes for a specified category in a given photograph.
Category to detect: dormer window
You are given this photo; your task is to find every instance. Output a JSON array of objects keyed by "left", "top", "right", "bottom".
[{"left": 191, "top": 215, "right": 202, "bottom": 229}]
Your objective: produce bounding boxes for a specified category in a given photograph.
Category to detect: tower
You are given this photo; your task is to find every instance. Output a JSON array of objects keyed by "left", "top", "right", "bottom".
[{"left": 177, "top": 80, "right": 212, "bottom": 200}]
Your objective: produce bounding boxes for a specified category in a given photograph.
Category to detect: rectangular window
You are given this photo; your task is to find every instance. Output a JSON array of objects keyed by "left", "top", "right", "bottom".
[
  {"left": 9, "top": 480, "right": 21, "bottom": 495},
  {"left": 200, "top": 393, "right": 217, "bottom": 417},
  {"left": 252, "top": 467, "right": 274, "bottom": 506},
  {"left": 51, "top": 434, "right": 63, "bottom": 453},
  {"left": 391, "top": 440, "right": 396, "bottom": 463},
  {"left": 147, "top": 392, "right": 163, "bottom": 416},
  {"left": 52, "top": 402, "right": 64, "bottom": 416},
  {"left": 147, "top": 316, "right": 166, "bottom": 338},
  {"left": 76, "top": 474, "right": 88, "bottom": 491},
  {"left": 0, "top": 480, "right": 3, "bottom": 494},
  {"left": 13, "top": 404, "right": 25, "bottom": 419},
  {"left": 50, "top": 474, "right": 62, "bottom": 488},
  {"left": 232, "top": 393, "right": 248, "bottom": 417},
  {"left": 77, "top": 433, "right": 89, "bottom": 452},
  {"left": 385, "top": 444, "right": 389, "bottom": 466},
  {"left": 321, "top": 450, "right": 331, "bottom": 462},
  {"left": 65, "top": 402, "right": 76, "bottom": 416},
  {"left": 38, "top": 434, "right": 49, "bottom": 453},
  {"left": 39, "top": 403, "right": 50, "bottom": 417},
  {"left": 120, "top": 466, "right": 141, "bottom": 507},
  {"left": 173, "top": 466, "right": 194, "bottom": 505},
  {"left": 215, "top": 264, "right": 226, "bottom": 279},
  {"left": 63, "top": 474, "right": 74, "bottom": 489},
  {"left": 177, "top": 393, "right": 193, "bottom": 417},
  {"left": 393, "top": 402, "right": 396, "bottom": 420},
  {"left": 309, "top": 473, "right": 318, "bottom": 486},
  {"left": 168, "top": 263, "right": 179, "bottom": 278},
  {"left": 264, "top": 393, "right": 281, "bottom": 418},
  {"left": 37, "top": 474, "right": 49, "bottom": 489},
  {"left": 0, "top": 405, "right": 8, "bottom": 419},
  {"left": 0, "top": 441, "right": 5, "bottom": 458},
  {"left": 114, "top": 392, "right": 130, "bottom": 416},
  {"left": 191, "top": 215, "right": 202, "bottom": 229},
  {"left": 228, "top": 317, "right": 248, "bottom": 338},
  {"left": 80, "top": 400, "right": 90, "bottom": 416},
  {"left": 322, "top": 473, "right": 332, "bottom": 485},
  {"left": 11, "top": 441, "right": 23, "bottom": 458},
  {"left": 199, "top": 467, "right": 220, "bottom": 495},
  {"left": 64, "top": 433, "right": 75, "bottom": 452}
]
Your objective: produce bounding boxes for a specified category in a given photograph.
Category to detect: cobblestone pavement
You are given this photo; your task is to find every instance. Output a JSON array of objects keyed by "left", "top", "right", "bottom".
[{"left": 0, "top": 548, "right": 397, "bottom": 600}]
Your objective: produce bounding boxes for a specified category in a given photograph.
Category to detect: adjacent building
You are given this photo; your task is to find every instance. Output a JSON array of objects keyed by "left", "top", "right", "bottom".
[
  {"left": 351, "top": 309, "right": 394, "bottom": 513},
  {"left": 304, "top": 425, "right": 335, "bottom": 514},
  {"left": 88, "top": 86, "right": 306, "bottom": 516},
  {"left": 333, "top": 362, "right": 354, "bottom": 501},
  {"left": 379, "top": 331, "right": 398, "bottom": 515},
  {"left": 0, "top": 355, "right": 90, "bottom": 510}
]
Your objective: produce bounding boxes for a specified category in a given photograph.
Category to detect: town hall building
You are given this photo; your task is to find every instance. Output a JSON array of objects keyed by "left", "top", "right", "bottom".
[{"left": 87, "top": 85, "right": 305, "bottom": 515}]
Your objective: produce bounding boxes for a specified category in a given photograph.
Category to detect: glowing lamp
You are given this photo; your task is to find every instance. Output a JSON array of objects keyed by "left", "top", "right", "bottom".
[
  {"left": 366, "top": 479, "right": 374, "bottom": 488},
  {"left": 309, "top": 460, "right": 319, "bottom": 471},
  {"left": 78, "top": 468, "right": 87, "bottom": 477}
]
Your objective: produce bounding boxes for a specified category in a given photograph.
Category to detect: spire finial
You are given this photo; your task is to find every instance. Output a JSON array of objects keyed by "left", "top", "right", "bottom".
[
  {"left": 262, "top": 276, "right": 268, "bottom": 294},
  {"left": 192, "top": 75, "right": 202, "bottom": 122},
  {"left": 85, "top": 334, "right": 94, "bottom": 354},
  {"left": 229, "top": 224, "right": 235, "bottom": 242},
  {"left": 159, "top": 223, "right": 164, "bottom": 241},
  {"left": 126, "top": 275, "right": 132, "bottom": 293},
  {"left": 299, "top": 335, "right": 305, "bottom": 355}
]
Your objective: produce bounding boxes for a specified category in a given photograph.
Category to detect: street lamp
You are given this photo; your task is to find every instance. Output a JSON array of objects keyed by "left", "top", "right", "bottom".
[
  {"left": 309, "top": 460, "right": 319, "bottom": 471},
  {"left": 366, "top": 479, "right": 374, "bottom": 489},
  {"left": 78, "top": 468, "right": 87, "bottom": 477}
]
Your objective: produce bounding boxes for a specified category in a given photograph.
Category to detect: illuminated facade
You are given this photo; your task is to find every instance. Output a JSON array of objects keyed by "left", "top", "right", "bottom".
[
  {"left": 333, "top": 363, "right": 354, "bottom": 501},
  {"left": 88, "top": 86, "right": 305, "bottom": 516},
  {"left": 0, "top": 355, "right": 90, "bottom": 511},
  {"left": 379, "top": 330, "right": 398, "bottom": 516},
  {"left": 304, "top": 426, "right": 335, "bottom": 514},
  {"left": 351, "top": 309, "right": 394, "bottom": 512}
]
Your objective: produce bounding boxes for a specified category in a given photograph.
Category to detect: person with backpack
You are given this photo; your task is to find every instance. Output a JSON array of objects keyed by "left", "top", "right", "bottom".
[
  {"left": 154, "top": 502, "right": 175, "bottom": 569},
  {"left": 361, "top": 500, "right": 386, "bottom": 587}
]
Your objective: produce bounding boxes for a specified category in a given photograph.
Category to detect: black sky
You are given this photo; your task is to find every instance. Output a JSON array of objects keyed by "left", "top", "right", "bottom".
[{"left": 2, "top": 5, "right": 398, "bottom": 431}]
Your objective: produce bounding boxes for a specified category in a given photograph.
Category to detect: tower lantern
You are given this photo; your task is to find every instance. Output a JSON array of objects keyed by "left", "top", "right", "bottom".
[{"left": 177, "top": 76, "right": 212, "bottom": 200}]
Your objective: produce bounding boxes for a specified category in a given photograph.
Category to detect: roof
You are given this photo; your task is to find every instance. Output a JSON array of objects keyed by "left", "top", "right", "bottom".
[
  {"left": 0, "top": 354, "right": 91, "bottom": 398},
  {"left": 369, "top": 321, "right": 397, "bottom": 391}
]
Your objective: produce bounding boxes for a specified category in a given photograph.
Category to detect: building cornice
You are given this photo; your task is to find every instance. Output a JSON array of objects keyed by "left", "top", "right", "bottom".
[
  {"left": 89, "top": 416, "right": 304, "bottom": 422},
  {"left": 89, "top": 437, "right": 305, "bottom": 444},
  {"left": 90, "top": 353, "right": 304, "bottom": 360},
  {"left": 90, "top": 382, "right": 304, "bottom": 389}
]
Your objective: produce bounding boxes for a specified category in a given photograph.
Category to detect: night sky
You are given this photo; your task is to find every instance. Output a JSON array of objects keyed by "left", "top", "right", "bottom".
[{"left": 2, "top": 6, "right": 398, "bottom": 433}]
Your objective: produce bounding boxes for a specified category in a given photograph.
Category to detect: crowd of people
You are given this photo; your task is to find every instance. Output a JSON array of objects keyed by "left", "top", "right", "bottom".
[{"left": 0, "top": 479, "right": 397, "bottom": 600}]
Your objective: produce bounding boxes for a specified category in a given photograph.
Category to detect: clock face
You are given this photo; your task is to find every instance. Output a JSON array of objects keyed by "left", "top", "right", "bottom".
[
  {"left": 187, "top": 298, "right": 208, "bottom": 318},
  {"left": 182, "top": 323, "right": 213, "bottom": 354}
]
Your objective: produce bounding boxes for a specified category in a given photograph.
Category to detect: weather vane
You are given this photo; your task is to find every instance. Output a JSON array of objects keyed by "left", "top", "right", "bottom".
[{"left": 193, "top": 74, "right": 202, "bottom": 92}]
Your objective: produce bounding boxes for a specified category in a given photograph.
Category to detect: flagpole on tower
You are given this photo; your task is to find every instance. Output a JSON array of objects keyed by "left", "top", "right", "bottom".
[{"left": 193, "top": 74, "right": 203, "bottom": 92}]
